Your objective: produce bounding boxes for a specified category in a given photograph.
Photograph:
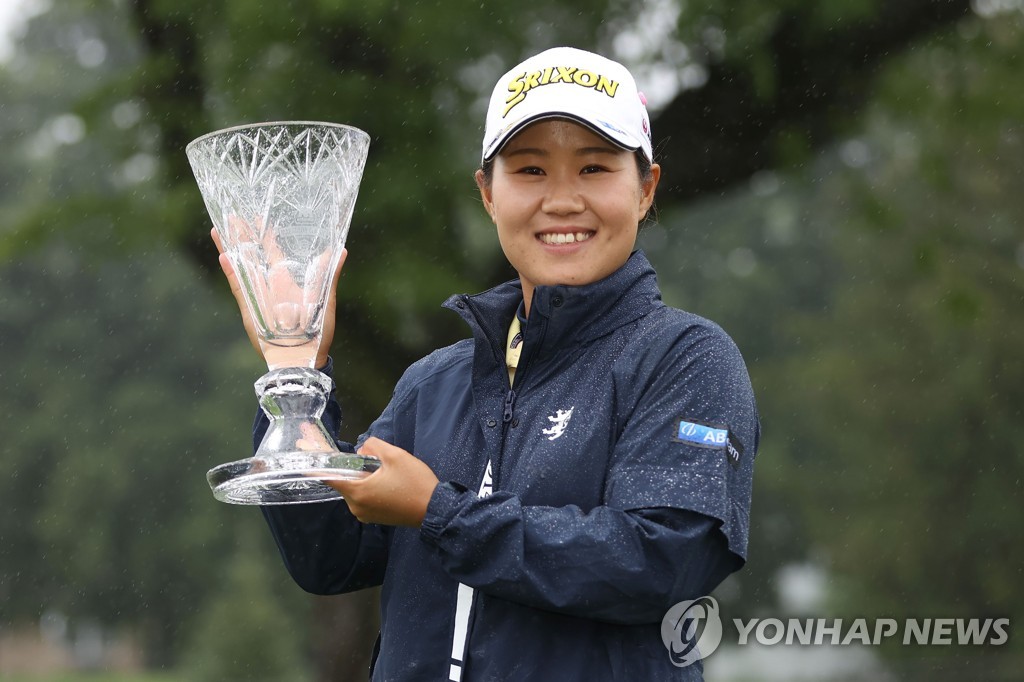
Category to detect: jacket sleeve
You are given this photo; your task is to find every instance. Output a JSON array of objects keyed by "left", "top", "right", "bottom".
[
  {"left": 421, "top": 487, "right": 739, "bottom": 624},
  {"left": 258, "top": 358, "right": 391, "bottom": 595},
  {"left": 417, "top": 323, "right": 761, "bottom": 622},
  {"left": 419, "top": 323, "right": 758, "bottom": 624}
]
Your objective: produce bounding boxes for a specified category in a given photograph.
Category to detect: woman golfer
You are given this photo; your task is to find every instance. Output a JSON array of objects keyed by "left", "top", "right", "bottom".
[{"left": 219, "top": 46, "right": 758, "bottom": 681}]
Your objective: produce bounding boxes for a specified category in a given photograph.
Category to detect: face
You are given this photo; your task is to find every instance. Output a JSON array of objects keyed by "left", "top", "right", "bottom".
[{"left": 476, "top": 120, "right": 660, "bottom": 315}]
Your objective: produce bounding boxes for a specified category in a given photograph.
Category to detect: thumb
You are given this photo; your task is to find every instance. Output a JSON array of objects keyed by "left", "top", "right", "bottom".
[{"left": 358, "top": 437, "right": 400, "bottom": 463}]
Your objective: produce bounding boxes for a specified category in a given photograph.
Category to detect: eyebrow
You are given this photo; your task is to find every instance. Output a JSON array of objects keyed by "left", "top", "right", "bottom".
[{"left": 503, "top": 146, "right": 623, "bottom": 157}]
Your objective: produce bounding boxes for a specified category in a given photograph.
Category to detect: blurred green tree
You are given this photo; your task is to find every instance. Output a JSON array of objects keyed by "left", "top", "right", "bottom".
[
  {"left": 184, "top": 527, "right": 310, "bottom": 682},
  {"left": 0, "top": 247, "right": 274, "bottom": 666}
]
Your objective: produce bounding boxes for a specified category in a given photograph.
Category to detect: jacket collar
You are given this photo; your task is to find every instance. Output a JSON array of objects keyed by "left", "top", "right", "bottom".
[{"left": 445, "top": 251, "right": 664, "bottom": 362}]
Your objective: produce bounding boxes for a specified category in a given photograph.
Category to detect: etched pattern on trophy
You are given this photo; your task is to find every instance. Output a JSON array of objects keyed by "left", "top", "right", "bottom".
[
  {"left": 187, "top": 122, "right": 380, "bottom": 505},
  {"left": 189, "top": 125, "right": 365, "bottom": 370}
]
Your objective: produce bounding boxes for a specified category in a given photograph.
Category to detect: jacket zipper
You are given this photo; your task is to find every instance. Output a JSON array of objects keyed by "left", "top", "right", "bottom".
[
  {"left": 494, "top": 314, "right": 545, "bottom": 487},
  {"left": 502, "top": 389, "right": 517, "bottom": 425}
]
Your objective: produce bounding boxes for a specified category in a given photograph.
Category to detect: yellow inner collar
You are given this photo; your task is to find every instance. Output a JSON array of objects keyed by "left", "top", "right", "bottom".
[{"left": 505, "top": 315, "right": 523, "bottom": 386}]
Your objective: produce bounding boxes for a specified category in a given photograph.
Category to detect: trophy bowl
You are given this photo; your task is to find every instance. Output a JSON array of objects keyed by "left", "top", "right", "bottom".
[{"left": 186, "top": 121, "right": 380, "bottom": 505}]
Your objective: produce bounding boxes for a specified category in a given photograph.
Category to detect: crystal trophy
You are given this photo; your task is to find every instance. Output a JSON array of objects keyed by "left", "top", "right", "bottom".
[{"left": 186, "top": 121, "right": 379, "bottom": 504}]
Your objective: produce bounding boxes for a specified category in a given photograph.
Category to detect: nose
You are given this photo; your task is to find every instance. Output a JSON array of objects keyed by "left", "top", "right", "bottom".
[{"left": 541, "top": 178, "right": 585, "bottom": 216}]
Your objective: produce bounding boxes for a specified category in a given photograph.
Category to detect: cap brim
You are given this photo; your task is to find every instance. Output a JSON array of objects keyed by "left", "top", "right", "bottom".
[{"left": 483, "top": 110, "right": 644, "bottom": 161}]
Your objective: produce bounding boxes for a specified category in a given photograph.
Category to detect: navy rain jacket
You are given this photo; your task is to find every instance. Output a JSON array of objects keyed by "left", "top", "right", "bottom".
[{"left": 259, "top": 251, "right": 759, "bottom": 681}]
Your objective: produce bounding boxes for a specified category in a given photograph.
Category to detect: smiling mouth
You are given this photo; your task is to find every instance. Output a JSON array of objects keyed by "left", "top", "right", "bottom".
[{"left": 538, "top": 231, "right": 594, "bottom": 245}]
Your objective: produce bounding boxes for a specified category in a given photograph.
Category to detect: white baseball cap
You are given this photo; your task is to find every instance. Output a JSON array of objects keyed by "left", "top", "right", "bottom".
[{"left": 482, "top": 46, "right": 653, "bottom": 163}]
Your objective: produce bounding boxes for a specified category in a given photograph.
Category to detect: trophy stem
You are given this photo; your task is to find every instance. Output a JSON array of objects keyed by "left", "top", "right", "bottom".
[{"left": 207, "top": 367, "right": 381, "bottom": 505}]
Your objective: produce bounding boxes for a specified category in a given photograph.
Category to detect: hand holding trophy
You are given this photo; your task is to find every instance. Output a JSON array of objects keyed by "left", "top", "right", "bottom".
[{"left": 186, "top": 121, "right": 379, "bottom": 505}]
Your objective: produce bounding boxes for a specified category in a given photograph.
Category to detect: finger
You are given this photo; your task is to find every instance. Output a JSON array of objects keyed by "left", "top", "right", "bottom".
[
  {"left": 297, "top": 423, "right": 331, "bottom": 450},
  {"left": 211, "top": 228, "right": 238, "bottom": 286},
  {"left": 217, "top": 251, "right": 234, "bottom": 282},
  {"left": 211, "top": 227, "right": 225, "bottom": 255},
  {"left": 213, "top": 229, "right": 264, "bottom": 358},
  {"left": 325, "top": 477, "right": 360, "bottom": 498},
  {"left": 211, "top": 232, "right": 248, "bottom": 313},
  {"left": 217, "top": 253, "right": 248, "bottom": 311},
  {"left": 326, "top": 248, "right": 347, "bottom": 308},
  {"left": 357, "top": 436, "right": 392, "bottom": 460},
  {"left": 335, "top": 248, "right": 348, "bottom": 283}
]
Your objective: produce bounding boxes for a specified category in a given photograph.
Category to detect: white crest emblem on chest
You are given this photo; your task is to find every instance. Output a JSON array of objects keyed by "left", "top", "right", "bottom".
[{"left": 542, "top": 406, "right": 575, "bottom": 441}]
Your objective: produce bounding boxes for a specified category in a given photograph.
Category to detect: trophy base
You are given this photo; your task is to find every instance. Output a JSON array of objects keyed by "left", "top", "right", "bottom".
[{"left": 208, "top": 451, "right": 381, "bottom": 505}]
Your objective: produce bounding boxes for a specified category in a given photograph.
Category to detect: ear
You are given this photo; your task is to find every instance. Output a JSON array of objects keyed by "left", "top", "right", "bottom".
[
  {"left": 475, "top": 169, "right": 496, "bottom": 223},
  {"left": 639, "top": 163, "right": 661, "bottom": 218}
]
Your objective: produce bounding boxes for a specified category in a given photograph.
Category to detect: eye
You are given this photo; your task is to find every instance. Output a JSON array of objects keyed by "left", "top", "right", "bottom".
[
  {"left": 581, "top": 164, "right": 608, "bottom": 175},
  {"left": 515, "top": 166, "right": 545, "bottom": 176}
]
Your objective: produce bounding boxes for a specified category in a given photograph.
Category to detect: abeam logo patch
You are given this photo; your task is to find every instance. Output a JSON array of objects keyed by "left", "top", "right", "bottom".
[
  {"left": 674, "top": 419, "right": 728, "bottom": 449},
  {"left": 725, "top": 434, "right": 744, "bottom": 469},
  {"left": 674, "top": 418, "right": 744, "bottom": 468}
]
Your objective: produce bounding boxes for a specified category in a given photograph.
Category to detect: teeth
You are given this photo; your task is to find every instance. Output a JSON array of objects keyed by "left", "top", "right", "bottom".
[{"left": 540, "top": 232, "right": 592, "bottom": 245}]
